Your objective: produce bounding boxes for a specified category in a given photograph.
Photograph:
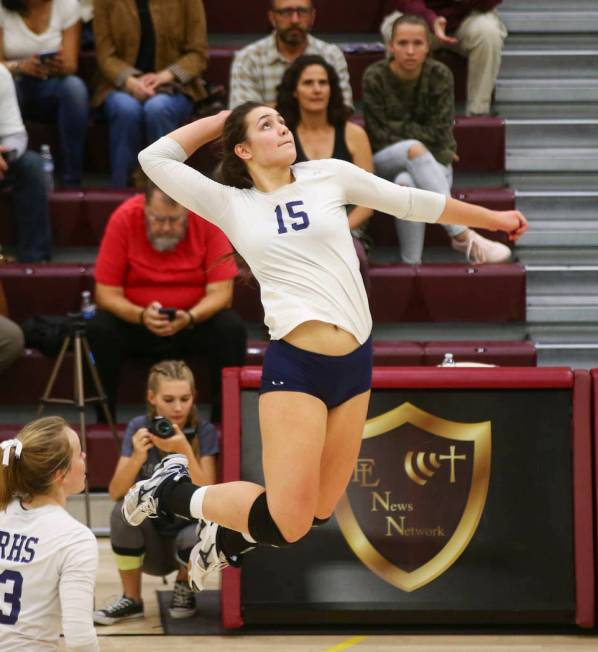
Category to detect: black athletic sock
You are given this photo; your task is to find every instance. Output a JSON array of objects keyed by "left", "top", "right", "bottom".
[
  {"left": 216, "top": 527, "right": 257, "bottom": 567},
  {"left": 158, "top": 477, "right": 196, "bottom": 519}
]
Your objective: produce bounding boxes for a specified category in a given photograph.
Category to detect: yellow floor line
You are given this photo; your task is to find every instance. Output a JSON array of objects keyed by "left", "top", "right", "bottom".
[{"left": 324, "top": 635, "right": 368, "bottom": 652}]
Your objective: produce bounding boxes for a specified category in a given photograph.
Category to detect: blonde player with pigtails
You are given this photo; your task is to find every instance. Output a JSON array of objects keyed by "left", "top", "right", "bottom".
[{"left": 0, "top": 417, "right": 98, "bottom": 652}]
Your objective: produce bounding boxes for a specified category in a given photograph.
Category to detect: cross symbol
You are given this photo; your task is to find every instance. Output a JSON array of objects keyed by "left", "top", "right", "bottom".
[{"left": 438, "top": 445, "right": 467, "bottom": 483}]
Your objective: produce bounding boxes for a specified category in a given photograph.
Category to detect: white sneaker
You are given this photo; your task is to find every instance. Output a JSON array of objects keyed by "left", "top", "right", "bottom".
[
  {"left": 188, "top": 520, "right": 229, "bottom": 592},
  {"left": 451, "top": 230, "right": 511, "bottom": 264},
  {"left": 122, "top": 454, "right": 189, "bottom": 526}
]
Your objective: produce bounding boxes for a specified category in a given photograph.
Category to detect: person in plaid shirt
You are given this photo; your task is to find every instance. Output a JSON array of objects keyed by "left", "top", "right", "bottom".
[{"left": 229, "top": 0, "right": 352, "bottom": 110}]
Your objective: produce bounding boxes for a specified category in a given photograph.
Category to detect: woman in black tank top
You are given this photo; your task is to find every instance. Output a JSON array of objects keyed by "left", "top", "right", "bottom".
[{"left": 276, "top": 55, "right": 374, "bottom": 290}]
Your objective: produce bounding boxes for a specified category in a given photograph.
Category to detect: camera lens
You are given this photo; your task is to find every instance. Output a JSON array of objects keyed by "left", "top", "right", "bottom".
[{"left": 150, "top": 416, "right": 175, "bottom": 439}]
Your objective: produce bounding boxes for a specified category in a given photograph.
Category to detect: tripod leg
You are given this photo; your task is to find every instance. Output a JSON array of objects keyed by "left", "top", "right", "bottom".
[
  {"left": 74, "top": 334, "right": 92, "bottom": 529},
  {"left": 81, "top": 335, "right": 121, "bottom": 451},
  {"left": 38, "top": 335, "right": 72, "bottom": 416}
]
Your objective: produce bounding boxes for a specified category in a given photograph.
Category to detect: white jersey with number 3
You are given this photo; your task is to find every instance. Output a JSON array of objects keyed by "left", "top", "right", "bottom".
[{"left": 0, "top": 500, "right": 98, "bottom": 652}]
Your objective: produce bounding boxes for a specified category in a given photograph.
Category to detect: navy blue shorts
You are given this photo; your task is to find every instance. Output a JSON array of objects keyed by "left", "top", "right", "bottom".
[{"left": 259, "top": 336, "right": 373, "bottom": 408}]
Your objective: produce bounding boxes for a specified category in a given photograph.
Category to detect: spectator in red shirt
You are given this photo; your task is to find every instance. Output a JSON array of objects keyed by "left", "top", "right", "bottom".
[
  {"left": 380, "top": 1, "right": 507, "bottom": 115},
  {"left": 86, "top": 180, "right": 247, "bottom": 423}
]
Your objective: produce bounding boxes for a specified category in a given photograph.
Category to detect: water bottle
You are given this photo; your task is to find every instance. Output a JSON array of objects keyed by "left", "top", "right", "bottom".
[
  {"left": 441, "top": 352, "right": 455, "bottom": 367},
  {"left": 80, "top": 290, "right": 96, "bottom": 320},
  {"left": 40, "top": 144, "right": 55, "bottom": 193}
]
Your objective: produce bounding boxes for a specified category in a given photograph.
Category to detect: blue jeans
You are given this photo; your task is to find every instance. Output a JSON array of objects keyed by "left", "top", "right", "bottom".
[
  {"left": 0, "top": 151, "right": 51, "bottom": 262},
  {"left": 16, "top": 75, "right": 89, "bottom": 187},
  {"left": 103, "top": 91, "right": 194, "bottom": 187}
]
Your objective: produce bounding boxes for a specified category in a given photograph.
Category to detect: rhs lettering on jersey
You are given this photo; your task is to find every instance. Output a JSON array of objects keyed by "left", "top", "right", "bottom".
[{"left": 0, "top": 531, "right": 38, "bottom": 563}]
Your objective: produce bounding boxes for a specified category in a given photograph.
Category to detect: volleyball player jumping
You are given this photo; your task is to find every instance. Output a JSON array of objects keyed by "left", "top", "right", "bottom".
[{"left": 122, "top": 103, "right": 527, "bottom": 591}]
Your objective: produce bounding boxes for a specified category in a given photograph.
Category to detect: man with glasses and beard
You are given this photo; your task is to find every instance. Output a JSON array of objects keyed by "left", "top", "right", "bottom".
[
  {"left": 229, "top": 0, "right": 353, "bottom": 109},
  {"left": 86, "top": 180, "right": 247, "bottom": 424}
]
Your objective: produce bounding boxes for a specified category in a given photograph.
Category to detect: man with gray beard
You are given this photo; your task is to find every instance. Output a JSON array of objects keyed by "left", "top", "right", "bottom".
[
  {"left": 86, "top": 180, "right": 247, "bottom": 423},
  {"left": 229, "top": 0, "right": 353, "bottom": 109}
]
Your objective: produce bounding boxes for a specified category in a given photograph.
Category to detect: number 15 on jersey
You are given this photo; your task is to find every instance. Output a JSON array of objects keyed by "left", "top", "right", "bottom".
[{"left": 275, "top": 201, "right": 310, "bottom": 235}]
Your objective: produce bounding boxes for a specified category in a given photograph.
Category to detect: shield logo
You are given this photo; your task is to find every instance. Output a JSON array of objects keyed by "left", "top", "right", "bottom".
[{"left": 335, "top": 402, "right": 491, "bottom": 592}]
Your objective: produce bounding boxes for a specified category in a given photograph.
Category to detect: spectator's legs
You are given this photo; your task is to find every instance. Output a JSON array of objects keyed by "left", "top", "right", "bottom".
[
  {"left": 374, "top": 139, "right": 462, "bottom": 263},
  {"left": 0, "top": 316, "right": 24, "bottom": 375},
  {"left": 143, "top": 93, "right": 194, "bottom": 144},
  {"left": 392, "top": 172, "right": 426, "bottom": 264},
  {"left": 404, "top": 142, "right": 464, "bottom": 240},
  {"left": 55, "top": 75, "right": 89, "bottom": 186},
  {"left": 103, "top": 92, "right": 144, "bottom": 187},
  {"left": 8, "top": 151, "right": 52, "bottom": 262},
  {"left": 86, "top": 310, "right": 176, "bottom": 420},
  {"left": 14, "top": 76, "right": 88, "bottom": 187},
  {"left": 109, "top": 502, "right": 146, "bottom": 602},
  {"left": 175, "top": 309, "right": 247, "bottom": 423},
  {"left": 454, "top": 10, "right": 507, "bottom": 115},
  {"left": 85, "top": 310, "right": 130, "bottom": 419}
]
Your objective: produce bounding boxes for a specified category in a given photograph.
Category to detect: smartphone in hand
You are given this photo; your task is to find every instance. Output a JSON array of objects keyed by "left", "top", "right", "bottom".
[
  {"left": 158, "top": 307, "right": 177, "bottom": 321},
  {"left": 38, "top": 49, "right": 59, "bottom": 63}
]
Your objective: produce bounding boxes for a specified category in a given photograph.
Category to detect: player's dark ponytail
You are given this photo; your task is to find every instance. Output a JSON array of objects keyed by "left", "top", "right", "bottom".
[{"left": 216, "top": 101, "right": 266, "bottom": 189}]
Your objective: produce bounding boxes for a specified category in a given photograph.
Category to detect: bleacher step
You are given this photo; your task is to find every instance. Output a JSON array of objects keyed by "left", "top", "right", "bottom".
[
  {"left": 527, "top": 295, "right": 598, "bottom": 323},
  {"left": 496, "top": 102, "right": 598, "bottom": 120},
  {"left": 506, "top": 119, "right": 598, "bottom": 148},
  {"left": 506, "top": 172, "right": 598, "bottom": 191},
  {"left": 517, "top": 247, "right": 598, "bottom": 266},
  {"left": 526, "top": 266, "right": 598, "bottom": 295},
  {"left": 500, "top": 50, "right": 598, "bottom": 79},
  {"left": 501, "top": 0, "right": 598, "bottom": 11},
  {"left": 506, "top": 147, "right": 598, "bottom": 172},
  {"left": 535, "top": 344, "right": 598, "bottom": 369},
  {"left": 500, "top": 10, "right": 598, "bottom": 33},
  {"left": 514, "top": 190, "right": 598, "bottom": 219},
  {"left": 518, "top": 224, "right": 598, "bottom": 248},
  {"left": 496, "top": 78, "right": 598, "bottom": 104}
]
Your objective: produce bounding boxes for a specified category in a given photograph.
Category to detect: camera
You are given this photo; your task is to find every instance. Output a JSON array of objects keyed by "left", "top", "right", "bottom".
[{"left": 148, "top": 416, "right": 175, "bottom": 439}]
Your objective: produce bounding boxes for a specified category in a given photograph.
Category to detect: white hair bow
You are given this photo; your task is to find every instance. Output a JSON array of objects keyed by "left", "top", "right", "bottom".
[{"left": 1, "top": 439, "right": 23, "bottom": 466}]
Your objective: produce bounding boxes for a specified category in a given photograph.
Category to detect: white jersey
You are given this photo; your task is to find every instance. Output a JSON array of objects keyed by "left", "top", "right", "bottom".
[
  {"left": 139, "top": 137, "right": 446, "bottom": 344},
  {"left": 0, "top": 500, "right": 99, "bottom": 652}
]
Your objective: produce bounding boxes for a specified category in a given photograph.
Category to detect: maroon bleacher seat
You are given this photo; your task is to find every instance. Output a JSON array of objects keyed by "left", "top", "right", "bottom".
[
  {"left": 368, "top": 263, "right": 526, "bottom": 322},
  {"left": 84, "top": 189, "right": 136, "bottom": 242},
  {"left": 370, "top": 340, "right": 424, "bottom": 365},
  {"left": 423, "top": 340, "right": 537, "bottom": 366},
  {"left": 453, "top": 116, "right": 505, "bottom": 172},
  {"left": 368, "top": 265, "right": 417, "bottom": 321},
  {"left": 0, "top": 264, "right": 93, "bottom": 323},
  {"left": 413, "top": 263, "right": 526, "bottom": 322},
  {"left": 84, "top": 425, "right": 123, "bottom": 489}
]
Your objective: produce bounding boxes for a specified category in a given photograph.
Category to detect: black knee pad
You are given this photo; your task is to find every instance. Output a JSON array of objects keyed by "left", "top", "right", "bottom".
[
  {"left": 248, "top": 492, "right": 290, "bottom": 547},
  {"left": 312, "top": 515, "right": 332, "bottom": 527}
]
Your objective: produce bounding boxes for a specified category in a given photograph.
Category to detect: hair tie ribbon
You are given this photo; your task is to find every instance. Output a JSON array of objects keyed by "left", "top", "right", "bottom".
[{"left": 1, "top": 439, "right": 22, "bottom": 466}]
